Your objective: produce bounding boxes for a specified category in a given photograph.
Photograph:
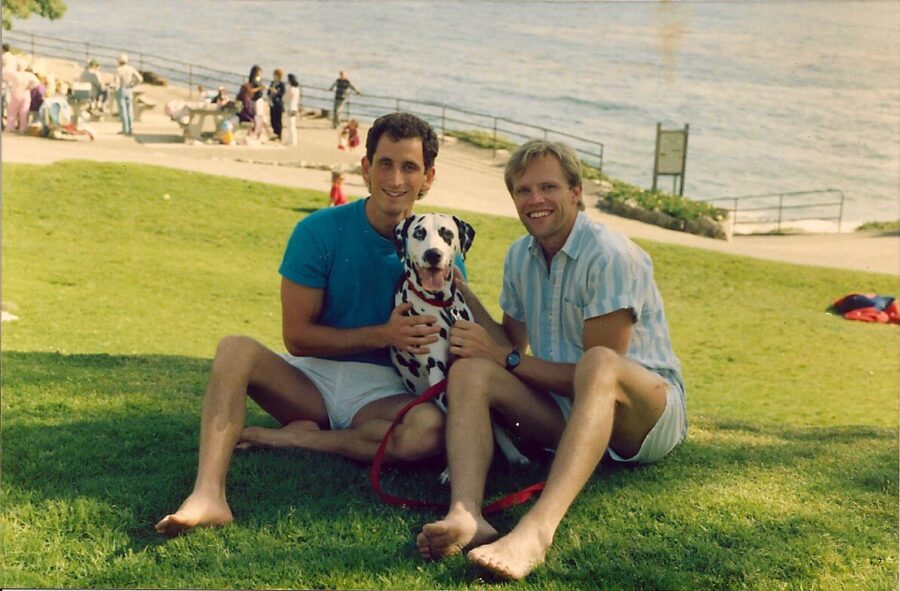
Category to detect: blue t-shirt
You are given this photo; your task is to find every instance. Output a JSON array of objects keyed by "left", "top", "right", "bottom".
[{"left": 279, "top": 199, "right": 465, "bottom": 367}]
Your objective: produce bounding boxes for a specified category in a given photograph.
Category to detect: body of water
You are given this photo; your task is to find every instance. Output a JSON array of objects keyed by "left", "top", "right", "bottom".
[{"left": 15, "top": 0, "right": 900, "bottom": 227}]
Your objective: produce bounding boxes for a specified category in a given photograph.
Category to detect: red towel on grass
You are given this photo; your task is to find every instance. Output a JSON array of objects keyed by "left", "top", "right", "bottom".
[{"left": 831, "top": 293, "right": 900, "bottom": 324}]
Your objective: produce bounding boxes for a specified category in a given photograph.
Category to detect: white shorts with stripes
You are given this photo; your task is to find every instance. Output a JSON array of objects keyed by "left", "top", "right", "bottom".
[{"left": 551, "top": 380, "right": 687, "bottom": 464}]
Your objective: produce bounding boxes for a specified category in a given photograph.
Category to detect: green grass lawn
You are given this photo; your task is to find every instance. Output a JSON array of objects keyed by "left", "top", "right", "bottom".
[{"left": 2, "top": 161, "right": 897, "bottom": 590}]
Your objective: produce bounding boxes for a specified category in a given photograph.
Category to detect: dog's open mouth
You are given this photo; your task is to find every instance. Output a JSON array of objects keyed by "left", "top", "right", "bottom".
[{"left": 418, "top": 265, "right": 451, "bottom": 293}]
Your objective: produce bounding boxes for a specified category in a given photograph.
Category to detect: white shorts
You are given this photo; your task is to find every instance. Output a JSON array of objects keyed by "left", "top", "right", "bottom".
[
  {"left": 551, "top": 380, "right": 687, "bottom": 464},
  {"left": 279, "top": 355, "right": 406, "bottom": 430}
]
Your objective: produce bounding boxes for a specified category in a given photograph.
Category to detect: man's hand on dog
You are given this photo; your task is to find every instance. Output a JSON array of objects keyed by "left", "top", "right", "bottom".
[
  {"left": 449, "top": 320, "right": 506, "bottom": 366},
  {"left": 387, "top": 302, "right": 440, "bottom": 354}
]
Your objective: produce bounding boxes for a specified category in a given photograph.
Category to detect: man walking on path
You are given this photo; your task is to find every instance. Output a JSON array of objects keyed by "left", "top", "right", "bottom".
[
  {"left": 329, "top": 70, "right": 360, "bottom": 129},
  {"left": 415, "top": 139, "right": 688, "bottom": 580},
  {"left": 155, "top": 112, "right": 449, "bottom": 536}
]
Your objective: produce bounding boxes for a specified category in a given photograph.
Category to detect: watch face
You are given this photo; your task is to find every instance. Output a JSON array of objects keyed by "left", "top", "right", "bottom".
[{"left": 507, "top": 349, "right": 521, "bottom": 369}]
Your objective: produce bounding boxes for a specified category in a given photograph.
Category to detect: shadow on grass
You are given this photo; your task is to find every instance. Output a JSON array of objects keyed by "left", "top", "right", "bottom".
[
  {"left": 287, "top": 205, "right": 321, "bottom": 215},
  {"left": 2, "top": 351, "right": 897, "bottom": 588}
]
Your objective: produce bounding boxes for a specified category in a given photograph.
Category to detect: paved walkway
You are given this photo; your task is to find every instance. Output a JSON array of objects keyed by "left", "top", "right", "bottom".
[{"left": 2, "top": 56, "right": 897, "bottom": 276}]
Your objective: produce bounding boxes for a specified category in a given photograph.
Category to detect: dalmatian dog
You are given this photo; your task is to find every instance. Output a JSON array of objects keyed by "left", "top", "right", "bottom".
[{"left": 391, "top": 213, "right": 529, "bottom": 479}]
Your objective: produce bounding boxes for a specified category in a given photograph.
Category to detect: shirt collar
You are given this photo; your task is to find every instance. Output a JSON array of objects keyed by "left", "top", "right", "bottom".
[{"left": 526, "top": 212, "right": 589, "bottom": 261}]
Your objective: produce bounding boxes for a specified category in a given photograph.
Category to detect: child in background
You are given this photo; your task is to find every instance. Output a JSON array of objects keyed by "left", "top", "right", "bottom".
[
  {"left": 338, "top": 118, "right": 360, "bottom": 152},
  {"left": 329, "top": 171, "right": 348, "bottom": 206},
  {"left": 346, "top": 119, "right": 360, "bottom": 151}
]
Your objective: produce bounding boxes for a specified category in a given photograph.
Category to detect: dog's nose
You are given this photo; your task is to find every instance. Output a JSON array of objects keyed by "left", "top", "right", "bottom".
[{"left": 423, "top": 248, "right": 442, "bottom": 266}]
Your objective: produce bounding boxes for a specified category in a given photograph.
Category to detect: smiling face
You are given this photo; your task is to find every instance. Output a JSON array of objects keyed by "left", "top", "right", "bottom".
[
  {"left": 361, "top": 135, "right": 435, "bottom": 237},
  {"left": 510, "top": 153, "right": 582, "bottom": 258}
]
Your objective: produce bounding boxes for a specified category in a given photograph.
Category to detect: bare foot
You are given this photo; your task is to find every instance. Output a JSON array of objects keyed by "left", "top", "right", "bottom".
[
  {"left": 467, "top": 521, "right": 554, "bottom": 580},
  {"left": 235, "top": 420, "right": 321, "bottom": 451},
  {"left": 154, "top": 491, "right": 233, "bottom": 536},
  {"left": 416, "top": 508, "right": 499, "bottom": 560}
]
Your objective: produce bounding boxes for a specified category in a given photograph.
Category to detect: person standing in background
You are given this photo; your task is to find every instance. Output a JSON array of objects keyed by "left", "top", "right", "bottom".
[
  {"left": 328, "top": 70, "right": 360, "bottom": 129},
  {"left": 285, "top": 73, "right": 300, "bottom": 146},
  {"left": 268, "top": 68, "right": 286, "bottom": 141},
  {"left": 1, "top": 43, "right": 16, "bottom": 128},
  {"left": 113, "top": 53, "right": 143, "bottom": 135},
  {"left": 5, "top": 62, "right": 39, "bottom": 133},
  {"left": 237, "top": 65, "right": 263, "bottom": 125}
]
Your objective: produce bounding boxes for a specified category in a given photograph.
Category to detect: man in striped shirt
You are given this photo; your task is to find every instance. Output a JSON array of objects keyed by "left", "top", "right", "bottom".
[{"left": 416, "top": 139, "right": 688, "bottom": 580}]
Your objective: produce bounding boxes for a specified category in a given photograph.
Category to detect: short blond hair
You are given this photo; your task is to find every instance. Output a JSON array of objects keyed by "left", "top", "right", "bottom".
[{"left": 504, "top": 139, "right": 584, "bottom": 210}]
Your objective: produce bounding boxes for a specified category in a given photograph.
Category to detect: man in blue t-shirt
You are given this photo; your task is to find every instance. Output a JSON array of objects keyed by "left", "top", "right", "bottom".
[{"left": 156, "top": 113, "right": 447, "bottom": 536}]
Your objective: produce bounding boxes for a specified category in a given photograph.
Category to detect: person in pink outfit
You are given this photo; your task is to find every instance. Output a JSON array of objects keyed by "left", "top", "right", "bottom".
[{"left": 6, "top": 63, "right": 39, "bottom": 133}]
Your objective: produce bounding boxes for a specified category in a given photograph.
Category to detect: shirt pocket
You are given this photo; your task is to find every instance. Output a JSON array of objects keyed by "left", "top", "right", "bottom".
[{"left": 561, "top": 296, "right": 584, "bottom": 348}]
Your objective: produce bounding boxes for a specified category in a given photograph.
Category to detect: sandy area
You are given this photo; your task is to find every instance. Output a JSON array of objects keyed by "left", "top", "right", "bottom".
[{"left": 2, "top": 56, "right": 898, "bottom": 276}]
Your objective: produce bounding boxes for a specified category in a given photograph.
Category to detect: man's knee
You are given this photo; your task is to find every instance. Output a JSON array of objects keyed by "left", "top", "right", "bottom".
[
  {"left": 393, "top": 403, "right": 445, "bottom": 461},
  {"left": 574, "top": 346, "right": 621, "bottom": 402},
  {"left": 446, "top": 358, "right": 500, "bottom": 403},
  {"left": 213, "top": 335, "right": 265, "bottom": 374}
]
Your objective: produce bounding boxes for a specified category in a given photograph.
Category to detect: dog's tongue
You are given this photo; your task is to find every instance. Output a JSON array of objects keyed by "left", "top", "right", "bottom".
[{"left": 421, "top": 268, "right": 447, "bottom": 292}]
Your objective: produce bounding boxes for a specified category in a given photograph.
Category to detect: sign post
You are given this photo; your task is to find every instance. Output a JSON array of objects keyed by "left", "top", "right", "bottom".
[{"left": 652, "top": 123, "right": 689, "bottom": 195}]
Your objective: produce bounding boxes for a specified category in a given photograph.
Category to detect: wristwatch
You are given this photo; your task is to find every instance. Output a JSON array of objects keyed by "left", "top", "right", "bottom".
[{"left": 505, "top": 347, "right": 521, "bottom": 371}]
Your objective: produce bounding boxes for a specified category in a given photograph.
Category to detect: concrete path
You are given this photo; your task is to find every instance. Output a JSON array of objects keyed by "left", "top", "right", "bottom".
[{"left": 2, "top": 57, "right": 897, "bottom": 276}]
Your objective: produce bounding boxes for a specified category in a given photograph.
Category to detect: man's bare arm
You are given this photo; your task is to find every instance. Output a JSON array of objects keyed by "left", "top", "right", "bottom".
[
  {"left": 453, "top": 271, "right": 511, "bottom": 348},
  {"left": 280, "top": 278, "right": 440, "bottom": 357},
  {"left": 451, "top": 308, "right": 634, "bottom": 399}
]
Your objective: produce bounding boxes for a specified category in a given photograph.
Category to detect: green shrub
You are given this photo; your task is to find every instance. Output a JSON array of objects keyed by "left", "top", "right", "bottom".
[
  {"left": 606, "top": 179, "right": 728, "bottom": 222},
  {"left": 855, "top": 220, "right": 900, "bottom": 233},
  {"left": 444, "top": 129, "right": 517, "bottom": 152}
]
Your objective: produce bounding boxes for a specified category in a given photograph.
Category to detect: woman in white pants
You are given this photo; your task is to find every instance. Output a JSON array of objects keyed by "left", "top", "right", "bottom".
[{"left": 284, "top": 73, "right": 300, "bottom": 146}]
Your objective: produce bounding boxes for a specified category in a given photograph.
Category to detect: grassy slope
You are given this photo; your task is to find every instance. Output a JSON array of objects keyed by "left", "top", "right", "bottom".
[{"left": 2, "top": 161, "right": 897, "bottom": 590}]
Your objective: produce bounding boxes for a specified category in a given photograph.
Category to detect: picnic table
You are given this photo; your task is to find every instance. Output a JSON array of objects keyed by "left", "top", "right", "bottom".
[{"left": 179, "top": 105, "right": 239, "bottom": 142}]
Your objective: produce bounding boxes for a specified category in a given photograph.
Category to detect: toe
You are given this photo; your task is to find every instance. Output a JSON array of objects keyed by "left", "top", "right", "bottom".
[{"left": 416, "top": 532, "right": 433, "bottom": 560}]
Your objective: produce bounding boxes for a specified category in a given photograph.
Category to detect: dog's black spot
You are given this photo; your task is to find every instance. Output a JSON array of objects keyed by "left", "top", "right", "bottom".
[
  {"left": 426, "top": 358, "right": 437, "bottom": 369},
  {"left": 439, "top": 327, "right": 448, "bottom": 339},
  {"left": 438, "top": 226, "right": 455, "bottom": 247},
  {"left": 405, "top": 378, "right": 415, "bottom": 392},
  {"left": 406, "top": 358, "right": 421, "bottom": 377},
  {"left": 436, "top": 360, "right": 448, "bottom": 375},
  {"left": 459, "top": 309, "right": 471, "bottom": 321}
]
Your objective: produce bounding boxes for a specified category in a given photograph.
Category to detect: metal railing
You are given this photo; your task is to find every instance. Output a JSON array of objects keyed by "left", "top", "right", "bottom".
[
  {"left": 5, "top": 30, "right": 604, "bottom": 170},
  {"left": 703, "top": 189, "right": 845, "bottom": 233}
]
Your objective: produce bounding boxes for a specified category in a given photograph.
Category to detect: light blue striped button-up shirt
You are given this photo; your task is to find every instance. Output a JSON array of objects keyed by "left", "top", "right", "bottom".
[{"left": 499, "top": 212, "right": 684, "bottom": 393}]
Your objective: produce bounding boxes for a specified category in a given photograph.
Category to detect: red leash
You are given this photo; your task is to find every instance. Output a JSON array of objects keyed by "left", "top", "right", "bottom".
[{"left": 370, "top": 378, "right": 545, "bottom": 515}]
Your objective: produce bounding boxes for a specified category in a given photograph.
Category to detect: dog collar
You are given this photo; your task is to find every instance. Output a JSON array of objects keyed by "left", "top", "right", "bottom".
[{"left": 406, "top": 279, "right": 454, "bottom": 308}]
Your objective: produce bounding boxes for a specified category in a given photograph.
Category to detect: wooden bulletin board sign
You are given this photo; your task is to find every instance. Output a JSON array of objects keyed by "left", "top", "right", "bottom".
[{"left": 652, "top": 123, "right": 689, "bottom": 195}]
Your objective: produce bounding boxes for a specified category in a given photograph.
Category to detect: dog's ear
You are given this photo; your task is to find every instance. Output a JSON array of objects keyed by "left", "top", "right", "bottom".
[
  {"left": 394, "top": 215, "right": 416, "bottom": 258},
  {"left": 454, "top": 216, "right": 476, "bottom": 258}
]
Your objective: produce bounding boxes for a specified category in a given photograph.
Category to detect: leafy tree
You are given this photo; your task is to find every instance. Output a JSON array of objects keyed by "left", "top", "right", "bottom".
[{"left": 2, "top": 0, "right": 67, "bottom": 30}]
